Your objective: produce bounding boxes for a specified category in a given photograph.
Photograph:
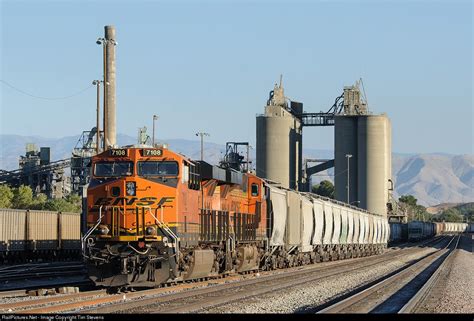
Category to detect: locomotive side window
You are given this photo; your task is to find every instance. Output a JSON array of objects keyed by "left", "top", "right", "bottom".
[
  {"left": 94, "top": 161, "right": 134, "bottom": 177},
  {"left": 251, "top": 183, "right": 259, "bottom": 196},
  {"left": 137, "top": 161, "right": 179, "bottom": 177}
]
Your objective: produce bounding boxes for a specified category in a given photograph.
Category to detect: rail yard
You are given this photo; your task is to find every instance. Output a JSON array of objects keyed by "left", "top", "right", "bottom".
[{"left": 0, "top": 22, "right": 473, "bottom": 317}]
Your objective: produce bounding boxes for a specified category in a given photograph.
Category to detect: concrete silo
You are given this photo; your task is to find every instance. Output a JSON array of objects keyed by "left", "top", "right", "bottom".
[
  {"left": 334, "top": 115, "right": 358, "bottom": 204},
  {"left": 334, "top": 82, "right": 392, "bottom": 217},
  {"left": 256, "top": 78, "right": 302, "bottom": 189},
  {"left": 357, "top": 115, "right": 391, "bottom": 216}
]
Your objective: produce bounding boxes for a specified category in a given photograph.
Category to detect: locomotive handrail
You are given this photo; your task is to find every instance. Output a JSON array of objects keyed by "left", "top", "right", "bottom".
[
  {"left": 143, "top": 206, "right": 180, "bottom": 263},
  {"left": 82, "top": 205, "right": 103, "bottom": 255}
]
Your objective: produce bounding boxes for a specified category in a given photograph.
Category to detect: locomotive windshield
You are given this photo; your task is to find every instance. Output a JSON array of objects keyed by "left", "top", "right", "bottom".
[
  {"left": 137, "top": 161, "right": 178, "bottom": 177},
  {"left": 94, "top": 161, "right": 134, "bottom": 177}
]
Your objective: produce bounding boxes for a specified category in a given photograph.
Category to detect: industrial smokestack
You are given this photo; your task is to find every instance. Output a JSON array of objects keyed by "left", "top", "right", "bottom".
[{"left": 104, "top": 25, "right": 117, "bottom": 147}]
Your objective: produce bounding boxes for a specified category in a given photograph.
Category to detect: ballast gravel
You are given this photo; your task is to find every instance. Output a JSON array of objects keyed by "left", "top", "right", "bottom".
[
  {"left": 203, "top": 246, "right": 442, "bottom": 313},
  {"left": 417, "top": 234, "right": 474, "bottom": 313}
]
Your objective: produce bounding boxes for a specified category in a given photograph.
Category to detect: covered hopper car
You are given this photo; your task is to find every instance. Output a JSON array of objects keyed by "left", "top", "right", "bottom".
[{"left": 84, "top": 146, "right": 389, "bottom": 288}]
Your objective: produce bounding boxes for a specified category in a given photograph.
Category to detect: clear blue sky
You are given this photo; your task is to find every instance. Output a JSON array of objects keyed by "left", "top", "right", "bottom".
[{"left": 1, "top": 0, "right": 472, "bottom": 154}]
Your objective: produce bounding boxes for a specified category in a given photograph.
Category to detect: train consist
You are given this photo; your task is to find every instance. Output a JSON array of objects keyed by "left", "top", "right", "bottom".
[
  {"left": 83, "top": 145, "right": 389, "bottom": 288},
  {"left": 389, "top": 221, "right": 471, "bottom": 243},
  {"left": 0, "top": 209, "right": 80, "bottom": 262}
]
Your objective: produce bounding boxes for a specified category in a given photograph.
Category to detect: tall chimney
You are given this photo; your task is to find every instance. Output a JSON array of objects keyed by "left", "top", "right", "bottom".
[{"left": 104, "top": 25, "right": 117, "bottom": 147}]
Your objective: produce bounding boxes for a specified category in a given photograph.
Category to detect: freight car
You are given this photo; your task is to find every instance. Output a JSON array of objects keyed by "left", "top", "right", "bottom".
[
  {"left": 403, "top": 221, "right": 468, "bottom": 242},
  {"left": 83, "top": 145, "right": 389, "bottom": 288},
  {"left": 388, "top": 222, "right": 407, "bottom": 243},
  {"left": 469, "top": 223, "right": 474, "bottom": 233},
  {"left": 408, "top": 221, "right": 437, "bottom": 241},
  {"left": 0, "top": 209, "right": 81, "bottom": 263}
]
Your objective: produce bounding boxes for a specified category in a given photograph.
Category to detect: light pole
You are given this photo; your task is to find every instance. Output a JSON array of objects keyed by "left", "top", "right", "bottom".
[
  {"left": 195, "top": 132, "right": 210, "bottom": 161},
  {"left": 346, "top": 154, "right": 352, "bottom": 204},
  {"left": 96, "top": 31, "right": 117, "bottom": 149},
  {"left": 152, "top": 115, "right": 159, "bottom": 146},
  {"left": 92, "top": 80, "right": 103, "bottom": 153},
  {"left": 96, "top": 37, "right": 108, "bottom": 148}
]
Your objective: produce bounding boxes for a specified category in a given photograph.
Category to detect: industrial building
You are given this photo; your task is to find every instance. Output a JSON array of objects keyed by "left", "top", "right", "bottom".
[
  {"left": 256, "top": 79, "right": 393, "bottom": 217},
  {"left": 0, "top": 144, "right": 70, "bottom": 198},
  {"left": 256, "top": 77, "right": 302, "bottom": 190}
]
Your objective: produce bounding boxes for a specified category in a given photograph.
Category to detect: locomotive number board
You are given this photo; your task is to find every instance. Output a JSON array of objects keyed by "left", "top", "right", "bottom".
[
  {"left": 109, "top": 149, "right": 128, "bottom": 157},
  {"left": 142, "top": 149, "right": 163, "bottom": 157}
]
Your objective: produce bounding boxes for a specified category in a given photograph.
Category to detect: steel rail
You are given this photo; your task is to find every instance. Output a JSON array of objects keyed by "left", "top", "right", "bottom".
[
  {"left": 86, "top": 239, "right": 447, "bottom": 314},
  {"left": 11, "top": 236, "right": 447, "bottom": 314},
  {"left": 0, "top": 290, "right": 106, "bottom": 312},
  {"left": 398, "top": 234, "right": 461, "bottom": 313},
  {"left": 317, "top": 235, "right": 458, "bottom": 313}
]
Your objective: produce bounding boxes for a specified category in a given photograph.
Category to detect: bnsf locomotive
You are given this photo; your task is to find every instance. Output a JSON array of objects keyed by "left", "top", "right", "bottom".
[
  {"left": 84, "top": 144, "right": 389, "bottom": 288},
  {"left": 84, "top": 145, "right": 266, "bottom": 287}
]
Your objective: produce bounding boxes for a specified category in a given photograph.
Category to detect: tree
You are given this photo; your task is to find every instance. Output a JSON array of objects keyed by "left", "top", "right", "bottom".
[
  {"left": 399, "top": 195, "right": 418, "bottom": 207},
  {"left": 44, "top": 197, "right": 81, "bottom": 213},
  {"left": 312, "top": 180, "right": 335, "bottom": 199},
  {"left": 437, "top": 208, "right": 463, "bottom": 223},
  {"left": 398, "top": 194, "right": 432, "bottom": 222},
  {"left": 11, "top": 185, "right": 34, "bottom": 209},
  {"left": 0, "top": 185, "right": 14, "bottom": 208},
  {"left": 31, "top": 193, "right": 48, "bottom": 210}
]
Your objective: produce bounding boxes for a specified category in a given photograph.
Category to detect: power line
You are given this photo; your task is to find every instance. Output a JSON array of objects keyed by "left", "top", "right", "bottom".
[{"left": 0, "top": 80, "right": 93, "bottom": 100}]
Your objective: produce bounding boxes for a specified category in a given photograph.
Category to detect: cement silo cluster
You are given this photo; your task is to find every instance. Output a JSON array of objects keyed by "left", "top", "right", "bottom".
[
  {"left": 256, "top": 77, "right": 302, "bottom": 190},
  {"left": 334, "top": 84, "right": 392, "bottom": 217},
  {"left": 256, "top": 79, "right": 392, "bottom": 217}
]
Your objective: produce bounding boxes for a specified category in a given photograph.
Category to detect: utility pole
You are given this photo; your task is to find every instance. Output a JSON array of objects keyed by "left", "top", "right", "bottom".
[
  {"left": 346, "top": 154, "right": 352, "bottom": 204},
  {"left": 195, "top": 132, "right": 210, "bottom": 161},
  {"left": 92, "top": 80, "right": 103, "bottom": 154},
  {"left": 152, "top": 115, "right": 159, "bottom": 146},
  {"left": 246, "top": 144, "right": 250, "bottom": 172}
]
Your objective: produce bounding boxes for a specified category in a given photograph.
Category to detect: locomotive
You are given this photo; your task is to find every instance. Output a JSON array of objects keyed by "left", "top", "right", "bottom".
[
  {"left": 83, "top": 144, "right": 389, "bottom": 288},
  {"left": 84, "top": 145, "right": 266, "bottom": 287}
]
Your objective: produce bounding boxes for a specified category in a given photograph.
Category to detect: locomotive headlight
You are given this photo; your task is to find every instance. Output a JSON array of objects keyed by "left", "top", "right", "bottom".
[
  {"left": 98, "top": 225, "right": 109, "bottom": 235},
  {"left": 126, "top": 182, "right": 136, "bottom": 196},
  {"left": 146, "top": 226, "right": 157, "bottom": 236}
]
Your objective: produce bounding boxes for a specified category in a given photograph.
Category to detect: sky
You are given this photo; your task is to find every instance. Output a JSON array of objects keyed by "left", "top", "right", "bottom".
[{"left": 0, "top": 0, "right": 472, "bottom": 154}]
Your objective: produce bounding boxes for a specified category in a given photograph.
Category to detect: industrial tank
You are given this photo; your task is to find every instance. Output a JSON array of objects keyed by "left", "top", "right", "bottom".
[
  {"left": 357, "top": 115, "right": 391, "bottom": 216},
  {"left": 334, "top": 116, "right": 358, "bottom": 204},
  {"left": 334, "top": 114, "right": 391, "bottom": 217},
  {"left": 256, "top": 80, "right": 302, "bottom": 189}
]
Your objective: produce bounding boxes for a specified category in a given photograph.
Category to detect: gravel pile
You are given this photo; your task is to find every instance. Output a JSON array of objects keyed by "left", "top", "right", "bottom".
[
  {"left": 419, "top": 234, "right": 474, "bottom": 313},
  {"left": 204, "top": 246, "right": 440, "bottom": 313}
]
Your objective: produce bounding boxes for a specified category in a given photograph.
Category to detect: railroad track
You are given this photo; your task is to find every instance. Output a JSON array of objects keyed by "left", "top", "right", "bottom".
[
  {"left": 1, "top": 236, "right": 446, "bottom": 313},
  {"left": 0, "top": 261, "right": 89, "bottom": 292},
  {"left": 317, "top": 234, "right": 460, "bottom": 313},
  {"left": 76, "top": 238, "right": 448, "bottom": 313},
  {"left": 399, "top": 234, "right": 462, "bottom": 313}
]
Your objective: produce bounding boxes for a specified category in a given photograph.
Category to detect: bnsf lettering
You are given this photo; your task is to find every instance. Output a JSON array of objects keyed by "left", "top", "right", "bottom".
[
  {"left": 156, "top": 196, "right": 174, "bottom": 207},
  {"left": 93, "top": 196, "right": 174, "bottom": 207},
  {"left": 136, "top": 197, "right": 157, "bottom": 206},
  {"left": 112, "top": 197, "right": 139, "bottom": 206}
]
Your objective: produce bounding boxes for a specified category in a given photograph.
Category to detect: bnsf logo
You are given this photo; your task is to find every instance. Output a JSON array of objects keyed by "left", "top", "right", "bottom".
[{"left": 93, "top": 196, "right": 174, "bottom": 207}]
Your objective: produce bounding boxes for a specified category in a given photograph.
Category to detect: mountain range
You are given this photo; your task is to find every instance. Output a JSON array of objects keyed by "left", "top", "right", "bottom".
[{"left": 1, "top": 134, "right": 472, "bottom": 207}]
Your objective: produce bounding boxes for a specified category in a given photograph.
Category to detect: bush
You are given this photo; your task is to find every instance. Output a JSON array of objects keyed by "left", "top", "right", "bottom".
[
  {"left": 0, "top": 184, "right": 81, "bottom": 212},
  {"left": 0, "top": 185, "right": 14, "bottom": 208},
  {"left": 312, "top": 180, "right": 335, "bottom": 199}
]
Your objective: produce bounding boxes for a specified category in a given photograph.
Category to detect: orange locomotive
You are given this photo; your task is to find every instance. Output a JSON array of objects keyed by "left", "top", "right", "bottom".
[{"left": 84, "top": 145, "right": 267, "bottom": 287}]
